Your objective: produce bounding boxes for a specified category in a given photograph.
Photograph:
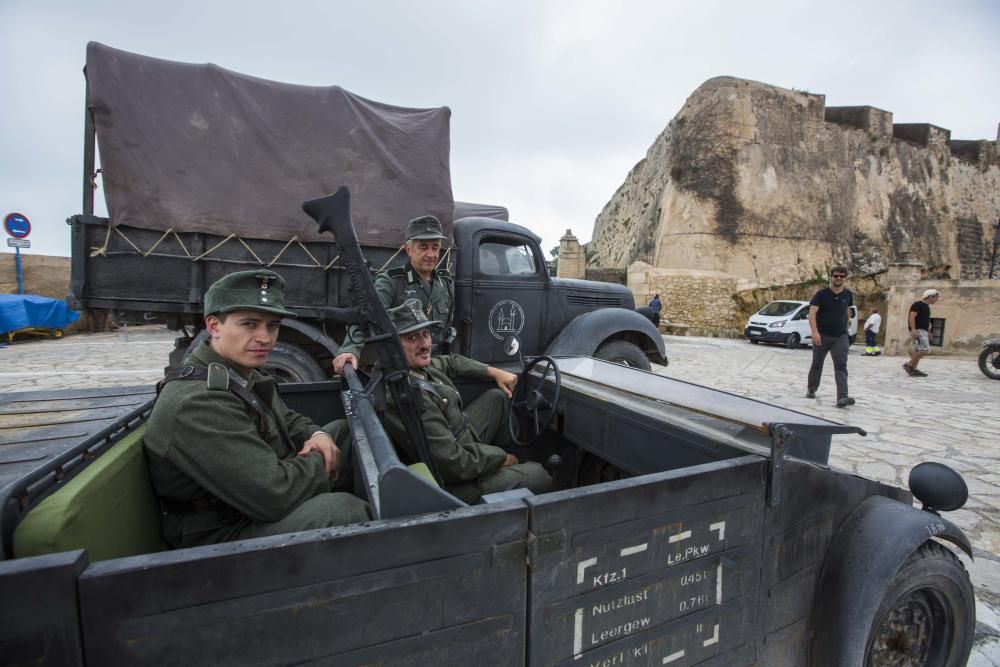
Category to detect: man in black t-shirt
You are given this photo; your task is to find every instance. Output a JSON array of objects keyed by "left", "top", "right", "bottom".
[
  {"left": 806, "top": 266, "right": 855, "bottom": 407},
  {"left": 903, "top": 289, "right": 940, "bottom": 377}
]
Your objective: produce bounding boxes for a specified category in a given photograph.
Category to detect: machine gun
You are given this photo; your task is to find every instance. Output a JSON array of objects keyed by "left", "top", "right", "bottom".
[{"left": 302, "top": 187, "right": 443, "bottom": 486}]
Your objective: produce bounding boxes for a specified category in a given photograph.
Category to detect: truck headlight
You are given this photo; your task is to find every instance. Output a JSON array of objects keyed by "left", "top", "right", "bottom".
[{"left": 769, "top": 320, "right": 786, "bottom": 328}]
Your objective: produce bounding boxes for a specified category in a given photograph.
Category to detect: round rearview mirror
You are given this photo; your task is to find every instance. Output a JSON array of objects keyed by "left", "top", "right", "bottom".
[
  {"left": 503, "top": 335, "right": 520, "bottom": 357},
  {"left": 908, "top": 462, "right": 968, "bottom": 513}
]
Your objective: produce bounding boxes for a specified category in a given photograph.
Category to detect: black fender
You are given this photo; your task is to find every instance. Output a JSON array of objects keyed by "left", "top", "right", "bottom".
[
  {"left": 809, "top": 495, "right": 973, "bottom": 666},
  {"left": 544, "top": 308, "right": 667, "bottom": 364},
  {"left": 280, "top": 318, "right": 340, "bottom": 356}
]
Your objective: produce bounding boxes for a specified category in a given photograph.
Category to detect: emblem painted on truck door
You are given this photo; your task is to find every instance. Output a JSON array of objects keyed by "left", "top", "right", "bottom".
[{"left": 489, "top": 300, "right": 525, "bottom": 339}]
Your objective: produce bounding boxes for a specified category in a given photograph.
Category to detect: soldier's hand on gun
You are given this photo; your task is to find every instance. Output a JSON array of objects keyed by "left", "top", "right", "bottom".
[
  {"left": 487, "top": 367, "right": 518, "bottom": 398},
  {"left": 503, "top": 453, "right": 518, "bottom": 467},
  {"left": 332, "top": 352, "right": 358, "bottom": 375},
  {"left": 299, "top": 432, "right": 342, "bottom": 480}
]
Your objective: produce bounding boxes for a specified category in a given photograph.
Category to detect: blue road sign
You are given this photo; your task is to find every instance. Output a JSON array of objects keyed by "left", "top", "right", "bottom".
[{"left": 4, "top": 212, "right": 31, "bottom": 239}]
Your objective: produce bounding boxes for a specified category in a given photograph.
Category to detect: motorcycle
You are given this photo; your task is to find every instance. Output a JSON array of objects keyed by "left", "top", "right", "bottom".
[{"left": 979, "top": 339, "right": 1000, "bottom": 380}]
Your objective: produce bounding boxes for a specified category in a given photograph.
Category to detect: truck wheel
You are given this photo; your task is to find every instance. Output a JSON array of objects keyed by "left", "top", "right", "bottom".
[
  {"left": 785, "top": 333, "right": 800, "bottom": 349},
  {"left": 978, "top": 347, "right": 1000, "bottom": 380},
  {"left": 265, "top": 342, "right": 327, "bottom": 383},
  {"left": 595, "top": 340, "right": 651, "bottom": 371},
  {"left": 864, "top": 541, "right": 974, "bottom": 667}
]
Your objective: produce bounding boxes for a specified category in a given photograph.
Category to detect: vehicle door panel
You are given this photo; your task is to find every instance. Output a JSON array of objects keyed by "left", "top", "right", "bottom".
[
  {"left": 525, "top": 458, "right": 767, "bottom": 666},
  {"left": 77, "top": 504, "right": 528, "bottom": 665},
  {"left": 0, "top": 550, "right": 87, "bottom": 666},
  {"left": 470, "top": 235, "right": 547, "bottom": 364}
]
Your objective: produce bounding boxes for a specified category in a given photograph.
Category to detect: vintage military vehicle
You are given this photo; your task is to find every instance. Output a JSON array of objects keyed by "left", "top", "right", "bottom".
[
  {"left": 68, "top": 43, "right": 663, "bottom": 378},
  {"left": 0, "top": 190, "right": 976, "bottom": 666}
]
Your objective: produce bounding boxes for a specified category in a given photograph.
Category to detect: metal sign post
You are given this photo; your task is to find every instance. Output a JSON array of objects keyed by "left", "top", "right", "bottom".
[{"left": 4, "top": 213, "right": 32, "bottom": 295}]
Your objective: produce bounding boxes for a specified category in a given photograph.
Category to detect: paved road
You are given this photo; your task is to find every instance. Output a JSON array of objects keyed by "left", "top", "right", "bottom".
[{"left": 2, "top": 326, "right": 999, "bottom": 662}]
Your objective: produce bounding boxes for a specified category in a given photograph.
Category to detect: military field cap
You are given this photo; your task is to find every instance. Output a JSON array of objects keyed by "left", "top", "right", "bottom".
[
  {"left": 405, "top": 215, "right": 446, "bottom": 241},
  {"left": 203, "top": 269, "right": 296, "bottom": 318},
  {"left": 389, "top": 298, "right": 442, "bottom": 335},
  {"left": 922, "top": 289, "right": 940, "bottom": 299}
]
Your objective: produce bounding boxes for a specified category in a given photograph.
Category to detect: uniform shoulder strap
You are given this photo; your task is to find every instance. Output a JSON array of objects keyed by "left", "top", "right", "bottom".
[
  {"left": 157, "top": 364, "right": 271, "bottom": 436},
  {"left": 385, "top": 266, "right": 407, "bottom": 278}
]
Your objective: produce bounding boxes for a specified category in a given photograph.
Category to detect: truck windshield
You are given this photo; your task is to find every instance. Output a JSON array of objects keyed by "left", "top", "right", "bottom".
[
  {"left": 758, "top": 301, "right": 801, "bottom": 317},
  {"left": 478, "top": 240, "right": 538, "bottom": 276}
]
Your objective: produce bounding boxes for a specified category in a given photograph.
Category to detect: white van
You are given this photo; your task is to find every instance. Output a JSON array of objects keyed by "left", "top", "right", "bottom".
[{"left": 744, "top": 300, "right": 858, "bottom": 348}]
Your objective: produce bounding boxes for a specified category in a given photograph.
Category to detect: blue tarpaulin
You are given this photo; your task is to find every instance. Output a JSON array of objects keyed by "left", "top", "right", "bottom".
[{"left": 0, "top": 295, "right": 80, "bottom": 334}]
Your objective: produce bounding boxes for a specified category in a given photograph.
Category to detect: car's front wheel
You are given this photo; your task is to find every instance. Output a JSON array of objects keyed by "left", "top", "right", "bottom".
[
  {"left": 785, "top": 333, "right": 801, "bottom": 349},
  {"left": 594, "top": 340, "right": 651, "bottom": 371},
  {"left": 864, "top": 541, "right": 974, "bottom": 667}
]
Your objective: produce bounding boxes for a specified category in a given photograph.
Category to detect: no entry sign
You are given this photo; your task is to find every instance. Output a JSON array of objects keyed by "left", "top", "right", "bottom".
[{"left": 3, "top": 213, "right": 31, "bottom": 239}]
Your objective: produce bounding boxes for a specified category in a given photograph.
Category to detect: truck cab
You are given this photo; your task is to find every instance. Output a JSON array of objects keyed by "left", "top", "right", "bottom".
[{"left": 452, "top": 217, "right": 662, "bottom": 368}]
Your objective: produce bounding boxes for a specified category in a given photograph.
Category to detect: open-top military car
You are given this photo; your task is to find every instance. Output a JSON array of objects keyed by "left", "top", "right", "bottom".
[{"left": 0, "top": 191, "right": 976, "bottom": 667}]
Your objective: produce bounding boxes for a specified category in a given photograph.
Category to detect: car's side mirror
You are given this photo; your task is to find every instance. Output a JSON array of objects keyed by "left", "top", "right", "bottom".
[{"left": 503, "top": 336, "right": 521, "bottom": 357}]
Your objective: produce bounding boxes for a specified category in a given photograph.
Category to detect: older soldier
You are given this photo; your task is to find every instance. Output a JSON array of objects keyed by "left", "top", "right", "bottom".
[
  {"left": 333, "top": 215, "right": 454, "bottom": 374},
  {"left": 382, "top": 299, "right": 552, "bottom": 504},
  {"left": 144, "top": 270, "right": 369, "bottom": 549}
]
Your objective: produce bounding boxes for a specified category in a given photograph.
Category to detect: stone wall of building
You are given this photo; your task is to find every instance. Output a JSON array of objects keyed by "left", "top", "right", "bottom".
[
  {"left": 628, "top": 262, "right": 739, "bottom": 334},
  {"left": 0, "top": 253, "right": 71, "bottom": 300},
  {"left": 884, "top": 281, "right": 1000, "bottom": 356},
  {"left": 589, "top": 77, "right": 1000, "bottom": 289}
]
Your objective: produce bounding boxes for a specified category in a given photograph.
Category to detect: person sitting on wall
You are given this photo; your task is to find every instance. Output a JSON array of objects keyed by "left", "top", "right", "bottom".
[
  {"left": 381, "top": 298, "right": 552, "bottom": 504},
  {"left": 144, "top": 269, "right": 369, "bottom": 549}
]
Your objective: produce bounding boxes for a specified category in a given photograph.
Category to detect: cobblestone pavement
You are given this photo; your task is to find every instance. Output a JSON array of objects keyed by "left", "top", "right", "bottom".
[{"left": 1, "top": 326, "right": 998, "bottom": 661}]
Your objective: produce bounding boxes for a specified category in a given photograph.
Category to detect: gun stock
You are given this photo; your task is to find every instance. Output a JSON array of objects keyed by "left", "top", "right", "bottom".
[{"left": 303, "top": 187, "right": 444, "bottom": 485}]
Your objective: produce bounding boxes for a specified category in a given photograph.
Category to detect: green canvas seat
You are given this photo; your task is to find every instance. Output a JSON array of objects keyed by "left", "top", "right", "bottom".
[
  {"left": 408, "top": 462, "right": 438, "bottom": 486},
  {"left": 14, "top": 423, "right": 163, "bottom": 561}
]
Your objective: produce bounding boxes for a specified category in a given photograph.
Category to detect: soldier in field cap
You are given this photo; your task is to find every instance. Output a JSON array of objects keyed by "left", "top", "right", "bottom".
[
  {"left": 381, "top": 299, "right": 552, "bottom": 504},
  {"left": 144, "top": 269, "right": 369, "bottom": 549},
  {"left": 333, "top": 214, "right": 454, "bottom": 374}
]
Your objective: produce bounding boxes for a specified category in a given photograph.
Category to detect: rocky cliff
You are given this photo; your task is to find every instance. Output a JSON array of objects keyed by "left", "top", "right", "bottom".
[{"left": 589, "top": 77, "right": 1000, "bottom": 287}]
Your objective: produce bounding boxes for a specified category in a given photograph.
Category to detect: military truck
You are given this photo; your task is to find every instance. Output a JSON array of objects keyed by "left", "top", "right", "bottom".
[
  {"left": 0, "top": 190, "right": 976, "bottom": 667},
  {"left": 68, "top": 43, "right": 664, "bottom": 378}
]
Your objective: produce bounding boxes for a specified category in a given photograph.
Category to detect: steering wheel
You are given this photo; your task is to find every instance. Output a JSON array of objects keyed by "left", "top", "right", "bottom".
[{"left": 508, "top": 356, "right": 561, "bottom": 446}]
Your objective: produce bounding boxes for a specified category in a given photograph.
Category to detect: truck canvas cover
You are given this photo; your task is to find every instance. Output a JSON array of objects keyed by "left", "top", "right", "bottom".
[{"left": 85, "top": 42, "right": 454, "bottom": 247}]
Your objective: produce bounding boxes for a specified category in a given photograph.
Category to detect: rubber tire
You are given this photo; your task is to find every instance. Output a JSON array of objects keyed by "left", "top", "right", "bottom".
[
  {"left": 264, "top": 342, "right": 327, "bottom": 383},
  {"left": 785, "top": 333, "right": 800, "bottom": 349},
  {"left": 978, "top": 347, "right": 1000, "bottom": 380},
  {"left": 863, "top": 541, "right": 975, "bottom": 667},
  {"left": 594, "top": 340, "right": 652, "bottom": 371},
  {"left": 749, "top": 338, "right": 760, "bottom": 344}
]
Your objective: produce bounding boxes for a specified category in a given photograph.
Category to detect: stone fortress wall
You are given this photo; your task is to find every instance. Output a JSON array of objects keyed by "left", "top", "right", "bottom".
[{"left": 583, "top": 77, "right": 1000, "bottom": 350}]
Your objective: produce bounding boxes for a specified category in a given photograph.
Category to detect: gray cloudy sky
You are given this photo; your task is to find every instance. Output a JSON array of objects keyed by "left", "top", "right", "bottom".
[{"left": 1, "top": 0, "right": 998, "bottom": 259}]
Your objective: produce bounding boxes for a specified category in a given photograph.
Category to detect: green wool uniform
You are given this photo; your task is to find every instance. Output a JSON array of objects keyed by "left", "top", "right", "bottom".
[
  {"left": 338, "top": 264, "right": 453, "bottom": 361},
  {"left": 383, "top": 354, "right": 552, "bottom": 504},
  {"left": 145, "top": 342, "right": 368, "bottom": 548}
]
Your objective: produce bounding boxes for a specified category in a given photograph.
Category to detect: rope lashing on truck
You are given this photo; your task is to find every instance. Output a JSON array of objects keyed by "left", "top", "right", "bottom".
[
  {"left": 144, "top": 229, "right": 189, "bottom": 257},
  {"left": 89, "top": 224, "right": 352, "bottom": 270},
  {"left": 90, "top": 225, "right": 146, "bottom": 257},
  {"left": 267, "top": 236, "right": 326, "bottom": 269},
  {"left": 192, "top": 235, "right": 266, "bottom": 263}
]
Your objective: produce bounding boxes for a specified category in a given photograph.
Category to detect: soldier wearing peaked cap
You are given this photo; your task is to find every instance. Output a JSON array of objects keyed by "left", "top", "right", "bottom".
[
  {"left": 381, "top": 299, "right": 552, "bottom": 504},
  {"left": 144, "top": 269, "right": 369, "bottom": 549},
  {"left": 334, "top": 215, "right": 454, "bottom": 374}
]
